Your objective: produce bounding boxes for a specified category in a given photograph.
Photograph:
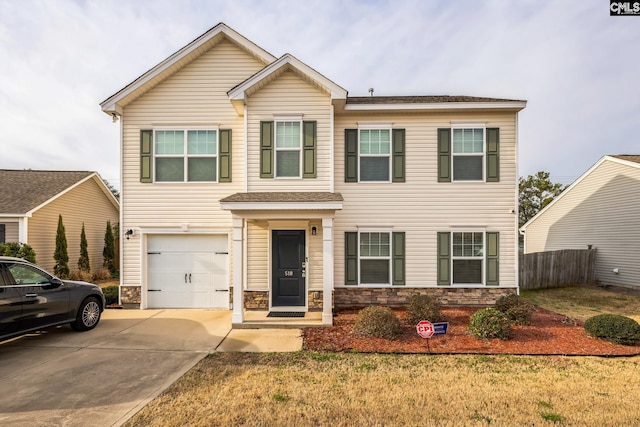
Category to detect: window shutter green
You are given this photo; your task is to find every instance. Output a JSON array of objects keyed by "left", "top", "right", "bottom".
[
  {"left": 345, "top": 129, "right": 358, "bottom": 182},
  {"left": 260, "top": 121, "right": 274, "bottom": 178},
  {"left": 486, "top": 232, "right": 499, "bottom": 286},
  {"left": 303, "top": 121, "right": 317, "bottom": 178},
  {"left": 437, "top": 128, "right": 451, "bottom": 182},
  {"left": 219, "top": 129, "right": 232, "bottom": 182},
  {"left": 437, "top": 232, "right": 451, "bottom": 286},
  {"left": 486, "top": 128, "right": 500, "bottom": 182},
  {"left": 392, "top": 232, "right": 405, "bottom": 285},
  {"left": 392, "top": 129, "right": 405, "bottom": 183},
  {"left": 140, "top": 130, "right": 153, "bottom": 183},
  {"left": 345, "top": 232, "right": 358, "bottom": 285}
]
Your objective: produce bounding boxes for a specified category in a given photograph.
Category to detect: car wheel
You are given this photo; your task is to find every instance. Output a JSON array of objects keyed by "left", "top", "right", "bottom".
[{"left": 71, "top": 297, "right": 102, "bottom": 331}]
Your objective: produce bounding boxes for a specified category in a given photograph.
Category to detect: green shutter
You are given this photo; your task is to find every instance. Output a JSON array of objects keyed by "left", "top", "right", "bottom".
[
  {"left": 437, "top": 232, "right": 451, "bottom": 286},
  {"left": 140, "top": 130, "right": 153, "bottom": 183},
  {"left": 345, "top": 232, "right": 358, "bottom": 285},
  {"left": 345, "top": 129, "right": 358, "bottom": 182},
  {"left": 437, "top": 128, "right": 451, "bottom": 182},
  {"left": 392, "top": 232, "right": 405, "bottom": 285},
  {"left": 486, "top": 232, "right": 499, "bottom": 286},
  {"left": 392, "top": 129, "right": 405, "bottom": 183},
  {"left": 486, "top": 128, "right": 499, "bottom": 182},
  {"left": 219, "top": 129, "right": 232, "bottom": 182},
  {"left": 303, "top": 121, "right": 317, "bottom": 178},
  {"left": 260, "top": 121, "right": 274, "bottom": 178}
]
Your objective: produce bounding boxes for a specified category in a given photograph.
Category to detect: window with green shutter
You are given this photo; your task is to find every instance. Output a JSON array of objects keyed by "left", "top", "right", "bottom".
[
  {"left": 392, "top": 232, "right": 405, "bottom": 285},
  {"left": 140, "top": 130, "right": 153, "bottom": 183},
  {"left": 437, "top": 129, "right": 451, "bottom": 182},
  {"left": 486, "top": 128, "right": 500, "bottom": 182},
  {"left": 345, "top": 129, "right": 358, "bottom": 182},
  {"left": 302, "top": 121, "right": 317, "bottom": 178},
  {"left": 438, "top": 231, "right": 500, "bottom": 286},
  {"left": 438, "top": 127, "right": 500, "bottom": 182},
  {"left": 260, "top": 121, "right": 274, "bottom": 178},
  {"left": 345, "top": 128, "right": 405, "bottom": 182},
  {"left": 345, "top": 232, "right": 358, "bottom": 285},
  {"left": 346, "top": 230, "right": 406, "bottom": 286},
  {"left": 219, "top": 129, "right": 232, "bottom": 182},
  {"left": 437, "top": 232, "right": 451, "bottom": 285},
  {"left": 486, "top": 232, "right": 499, "bottom": 286}
]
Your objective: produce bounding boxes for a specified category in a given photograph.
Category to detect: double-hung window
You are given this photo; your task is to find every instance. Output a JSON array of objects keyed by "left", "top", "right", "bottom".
[
  {"left": 452, "top": 128, "right": 484, "bottom": 181},
  {"left": 359, "top": 128, "right": 391, "bottom": 182},
  {"left": 452, "top": 232, "right": 484, "bottom": 284},
  {"left": 359, "top": 231, "right": 391, "bottom": 284},
  {"left": 275, "top": 121, "right": 302, "bottom": 178},
  {"left": 154, "top": 129, "right": 218, "bottom": 182}
]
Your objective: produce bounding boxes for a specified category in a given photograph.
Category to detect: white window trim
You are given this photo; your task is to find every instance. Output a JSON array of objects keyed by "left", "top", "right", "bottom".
[
  {"left": 450, "top": 229, "right": 485, "bottom": 286},
  {"left": 357, "top": 125, "right": 392, "bottom": 183},
  {"left": 451, "top": 126, "right": 486, "bottom": 183},
  {"left": 358, "top": 228, "right": 392, "bottom": 286},
  {"left": 153, "top": 126, "right": 219, "bottom": 183},
  {"left": 274, "top": 119, "right": 303, "bottom": 179}
]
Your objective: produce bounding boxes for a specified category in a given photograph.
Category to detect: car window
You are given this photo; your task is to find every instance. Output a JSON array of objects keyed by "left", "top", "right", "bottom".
[{"left": 6, "top": 263, "right": 52, "bottom": 285}]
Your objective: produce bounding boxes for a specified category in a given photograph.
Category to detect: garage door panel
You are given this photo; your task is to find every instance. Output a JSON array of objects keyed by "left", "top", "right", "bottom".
[{"left": 147, "top": 235, "right": 229, "bottom": 309}]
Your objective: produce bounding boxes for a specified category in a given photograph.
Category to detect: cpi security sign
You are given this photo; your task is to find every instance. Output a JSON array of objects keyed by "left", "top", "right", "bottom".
[{"left": 416, "top": 320, "right": 449, "bottom": 338}]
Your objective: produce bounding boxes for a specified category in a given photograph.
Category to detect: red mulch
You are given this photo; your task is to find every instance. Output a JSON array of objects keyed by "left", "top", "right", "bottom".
[{"left": 303, "top": 307, "right": 640, "bottom": 356}]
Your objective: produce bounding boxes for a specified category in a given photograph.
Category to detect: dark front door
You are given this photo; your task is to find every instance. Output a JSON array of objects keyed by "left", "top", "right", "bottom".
[{"left": 272, "top": 230, "right": 306, "bottom": 307}]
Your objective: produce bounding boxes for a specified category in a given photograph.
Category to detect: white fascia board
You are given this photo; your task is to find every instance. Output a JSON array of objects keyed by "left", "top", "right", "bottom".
[
  {"left": 344, "top": 101, "right": 527, "bottom": 111},
  {"left": 220, "top": 201, "right": 343, "bottom": 211},
  {"left": 0, "top": 214, "right": 25, "bottom": 218},
  {"left": 520, "top": 155, "right": 612, "bottom": 232},
  {"left": 100, "top": 23, "right": 277, "bottom": 115},
  {"left": 228, "top": 54, "right": 347, "bottom": 101}
]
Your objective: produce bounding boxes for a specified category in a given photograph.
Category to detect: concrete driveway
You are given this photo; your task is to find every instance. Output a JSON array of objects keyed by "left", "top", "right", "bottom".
[{"left": 0, "top": 309, "right": 233, "bottom": 427}]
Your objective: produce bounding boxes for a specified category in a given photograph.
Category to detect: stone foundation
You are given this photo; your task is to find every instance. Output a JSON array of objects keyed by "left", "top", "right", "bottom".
[
  {"left": 243, "top": 290, "right": 324, "bottom": 310},
  {"left": 121, "top": 286, "right": 141, "bottom": 307},
  {"left": 334, "top": 287, "right": 516, "bottom": 307},
  {"left": 308, "top": 290, "right": 323, "bottom": 311}
]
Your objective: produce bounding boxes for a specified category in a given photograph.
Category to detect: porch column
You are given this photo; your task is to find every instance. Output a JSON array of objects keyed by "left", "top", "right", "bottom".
[
  {"left": 232, "top": 217, "right": 244, "bottom": 325},
  {"left": 322, "top": 217, "right": 334, "bottom": 326}
]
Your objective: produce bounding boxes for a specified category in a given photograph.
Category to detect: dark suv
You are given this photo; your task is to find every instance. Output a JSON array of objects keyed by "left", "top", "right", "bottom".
[{"left": 0, "top": 256, "right": 105, "bottom": 341}]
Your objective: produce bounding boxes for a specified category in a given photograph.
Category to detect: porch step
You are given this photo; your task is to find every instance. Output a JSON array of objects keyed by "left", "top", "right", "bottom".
[{"left": 233, "top": 311, "right": 324, "bottom": 329}]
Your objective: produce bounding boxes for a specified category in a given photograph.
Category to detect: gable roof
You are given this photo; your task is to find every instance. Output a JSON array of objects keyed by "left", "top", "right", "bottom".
[
  {"left": 0, "top": 170, "right": 118, "bottom": 216},
  {"left": 227, "top": 53, "right": 348, "bottom": 114},
  {"left": 100, "top": 23, "right": 277, "bottom": 116},
  {"left": 520, "top": 154, "right": 640, "bottom": 231}
]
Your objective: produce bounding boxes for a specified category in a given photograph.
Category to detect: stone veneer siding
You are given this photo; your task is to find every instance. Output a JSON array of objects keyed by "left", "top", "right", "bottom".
[
  {"left": 334, "top": 287, "right": 516, "bottom": 307},
  {"left": 121, "top": 286, "right": 141, "bottom": 308},
  {"left": 243, "top": 290, "right": 324, "bottom": 310}
]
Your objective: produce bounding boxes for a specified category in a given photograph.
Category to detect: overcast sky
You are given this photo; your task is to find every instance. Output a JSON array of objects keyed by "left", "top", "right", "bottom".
[{"left": 1, "top": 0, "right": 638, "bottom": 190}]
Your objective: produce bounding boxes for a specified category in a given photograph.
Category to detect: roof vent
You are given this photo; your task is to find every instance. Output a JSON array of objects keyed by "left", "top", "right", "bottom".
[{"left": 369, "top": 88, "right": 374, "bottom": 97}]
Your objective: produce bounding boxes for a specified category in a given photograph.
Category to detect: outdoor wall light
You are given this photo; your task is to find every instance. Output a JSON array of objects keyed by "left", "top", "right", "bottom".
[
  {"left": 125, "top": 229, "right": 134, "bottom": 240},
  {"left": 311, "top": 226, "right": 317, "bottom": 235}
]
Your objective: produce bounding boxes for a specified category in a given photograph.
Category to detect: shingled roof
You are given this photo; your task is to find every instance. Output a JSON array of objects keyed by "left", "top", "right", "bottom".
[
  {"left": 220, "top": 192, "right": 343, "bottom": 203},
  {"left": 346, "top": 95, "right": 526, "bottom": 104},
  {"left": 0, "top": 170, "right": 95, "bottom": 214},
  {"left": 611, "top": 155, "right": 640, "bottom": 164}
]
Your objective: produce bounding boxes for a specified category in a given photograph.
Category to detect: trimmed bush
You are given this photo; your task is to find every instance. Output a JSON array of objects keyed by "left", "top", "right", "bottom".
[
  {"left": 103, "top": 286, "right": 119, "bottom": 306},
  {"left": 584, "top": 314, "right": 640, "bottom": 346},
  {"left": 405, "top": 294, "right": 443, "bottom": 325},
  {"left": 92, "top": 268, "right": 112, "bottom": 282},
  {"left": 495, "top": 293, "right": 534, "bottom": 325},
  {"left": 353, "top": 306, "right": 403, "bottom": 339},
  {"left": 68, "top": 269, "right": 93, "bottom": 282},
  {"left": 469, "top": 308, "right": 512, "bottom": 340}
]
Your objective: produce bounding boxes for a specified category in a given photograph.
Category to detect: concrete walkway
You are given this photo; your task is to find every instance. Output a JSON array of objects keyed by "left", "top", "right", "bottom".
[{"left": 0, "top": 309, "right": 302, "bottom": 427}]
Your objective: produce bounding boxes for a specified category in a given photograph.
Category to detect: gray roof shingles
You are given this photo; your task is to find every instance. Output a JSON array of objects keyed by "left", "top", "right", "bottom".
[
  {"left": 346, "top": 95, "right": 525, "bottom": 104},
  {"left": 0, "top": 170, "right": 94, "bottom": 214},
  {"left": 220, "top": 192, "right": 343, "bottom": 203},
  {"left": 612, "top": 155, "right": 640, "bottom": 164}
]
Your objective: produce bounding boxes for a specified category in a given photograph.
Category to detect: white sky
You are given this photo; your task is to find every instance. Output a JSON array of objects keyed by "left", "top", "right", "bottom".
[{"left": 1, "top": 0, "right": 638, "bottom": 190}]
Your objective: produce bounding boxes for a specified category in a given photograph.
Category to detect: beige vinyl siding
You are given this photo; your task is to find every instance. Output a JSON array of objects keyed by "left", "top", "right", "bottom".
[
  {"left": 27, "top": 178, "right": 119, "bottom": 273},
  {"left": 246, "top": 71, "right": 332, "bottom": 191},
  {"left": 307, "top": 220, "right": 323, "bottom": 290},
  {"left": 121, "top": 39, "right": 264, "bottom": 289},
  {"left": 1, "top": 221, "right": 19, "bottom": 242},
  {"left": 524, "top": 159, "right": 640, "bottom": 288},
  {"left": 334, "top": 111, "right": 519, "bottom": 288}
]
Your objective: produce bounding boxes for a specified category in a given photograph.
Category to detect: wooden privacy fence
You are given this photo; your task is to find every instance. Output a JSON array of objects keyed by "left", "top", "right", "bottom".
[{"left": 519, "top": 249, "right": 596, "bottom": 290}]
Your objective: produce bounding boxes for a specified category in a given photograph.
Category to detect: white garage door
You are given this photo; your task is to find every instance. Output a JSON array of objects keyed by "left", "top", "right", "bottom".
[{"left": 147, "top": 235, "right": 229, "bottom": 309}]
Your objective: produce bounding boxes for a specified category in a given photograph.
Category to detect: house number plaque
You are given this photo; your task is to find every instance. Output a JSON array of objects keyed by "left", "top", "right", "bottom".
[{"left": 284, "top": 271, "right": 294, "bottom": 277}]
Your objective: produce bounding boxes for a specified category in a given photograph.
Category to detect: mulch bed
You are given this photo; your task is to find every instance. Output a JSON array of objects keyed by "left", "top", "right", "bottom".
[{"left": 303, "top": 307, "right": 640, "bottom": 356}]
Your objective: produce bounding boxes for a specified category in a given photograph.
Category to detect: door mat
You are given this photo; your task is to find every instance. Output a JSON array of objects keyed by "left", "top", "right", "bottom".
[{"left": 267, "top": 312, "right": 305, "bottom": 318}]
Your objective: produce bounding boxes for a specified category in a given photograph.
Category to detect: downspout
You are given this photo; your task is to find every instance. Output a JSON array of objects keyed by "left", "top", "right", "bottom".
[
  {"left": 330, "top": 102, "right": 335, "bottom": 193},
  {"left": 244, "top": 104, "right": 248, "bottom": 193},
  {"left": 514, "top": 111, "right": 520, "bottom": 295}
]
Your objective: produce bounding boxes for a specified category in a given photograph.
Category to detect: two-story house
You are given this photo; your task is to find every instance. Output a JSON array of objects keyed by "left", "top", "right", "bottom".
[{"left": 101, "top": 23, "right": 526, "bottom": 326}]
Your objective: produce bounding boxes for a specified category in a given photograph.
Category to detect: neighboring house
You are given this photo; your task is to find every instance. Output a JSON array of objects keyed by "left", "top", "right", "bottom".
[
  {"left": 100, "top": 23, "right": 526, "bottom": 325},
  {"left": 521, "top": 155, "right": 640, "bottom": 289},
  {"left": 0, "top": 170, "right": 120, "bottom": 274}
]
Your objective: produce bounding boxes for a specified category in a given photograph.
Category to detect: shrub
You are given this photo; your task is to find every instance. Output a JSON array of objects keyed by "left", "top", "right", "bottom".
[
  {"left": 53, "top": 215, "right": 69, "bottom": 278},
  {"left": 92, "top": 268, "right": 112, "bottom": 281},
  {"left": 495, "top": 293, "right": 534, "bottom": 325},
  {"left": 353, "top": 306, "right": 403, "bottom": 339},
  {"left": 0, "top": 242, "right": 37, "bottom": 263},
  {"left": 68, "top": 269, "right": 93, "bottom": 282},
  {"left": 405, "top": 294, "right": 443, "bottom": 325},
  {"left": 103, "top": 286, "right": 119, "bottom": 306},
  {"left": 469, "top": 308, "right": 512, "bottom": 340},
  {"left": 584, "top": 314, "right": 640, "bottom": 346}
]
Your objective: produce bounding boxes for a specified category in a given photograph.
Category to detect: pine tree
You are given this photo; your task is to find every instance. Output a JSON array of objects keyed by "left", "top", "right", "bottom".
[
  {"left": 53, "top": 215, "right": 70, "bottom": 278},
  {"left": 78, "top": 223, "right": 91, "bottom": 273},
  {"left": 103, "top": 220, "right": 115, "bottom": 275}
]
